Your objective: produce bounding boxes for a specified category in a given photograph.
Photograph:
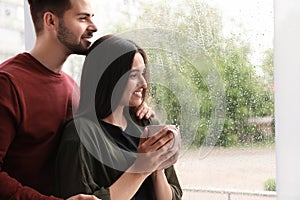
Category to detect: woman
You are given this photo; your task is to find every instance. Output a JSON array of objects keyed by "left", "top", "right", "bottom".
[{"left": 55, "top": 35, "right": 182, "bottom": 200}]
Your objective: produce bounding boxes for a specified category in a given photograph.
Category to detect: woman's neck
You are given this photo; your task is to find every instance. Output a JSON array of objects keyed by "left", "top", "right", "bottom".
[{"left": 102, "top": 106, "right": 127, "bottom": 131}]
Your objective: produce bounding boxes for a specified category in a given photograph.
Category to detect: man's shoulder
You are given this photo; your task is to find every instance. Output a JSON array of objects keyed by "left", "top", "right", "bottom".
[
  {"left": 60, "top": 71, "right": 77, "bottom": 85},
  {"left": 0, "top": 53, "right": 30, "bottom": 71},
  {"left": 0, "top": 53, "right": 27, "bottom": 88},
  {"left": 0, "top": 53, "right": 35, "bottom": 80}
]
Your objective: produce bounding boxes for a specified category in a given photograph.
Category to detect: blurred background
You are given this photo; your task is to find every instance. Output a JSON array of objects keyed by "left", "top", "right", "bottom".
[{"left": 0, "top": 0, "right": 275, "bottom": 199}]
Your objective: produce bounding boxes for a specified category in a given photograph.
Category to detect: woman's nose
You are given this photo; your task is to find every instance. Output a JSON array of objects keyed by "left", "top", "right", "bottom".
[{"left": 139, "top": 75, "right": 147, "bottom": 87}]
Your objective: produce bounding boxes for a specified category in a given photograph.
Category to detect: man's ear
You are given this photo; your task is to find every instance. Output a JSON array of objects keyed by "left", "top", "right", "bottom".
[{"left": 43, "top": 11, "right": 57, "bottom": 29}]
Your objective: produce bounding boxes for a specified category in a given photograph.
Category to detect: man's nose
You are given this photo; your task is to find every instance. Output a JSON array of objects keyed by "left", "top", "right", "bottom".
[{"left": 88, "top": 21, "right": 98, "bottom": 33}]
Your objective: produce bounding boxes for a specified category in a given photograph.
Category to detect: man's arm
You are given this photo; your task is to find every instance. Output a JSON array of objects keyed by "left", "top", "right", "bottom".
[
  {"left": 0, "top": 74, "right": 100, "bottom": 200},
  {"left": 0, "top": 74, "right": 62, "bottom": 200}
]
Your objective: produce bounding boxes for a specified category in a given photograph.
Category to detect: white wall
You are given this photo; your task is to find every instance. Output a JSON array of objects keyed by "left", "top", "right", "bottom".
[
  {"left": 24, "top": 0, "right": 35, "bottom": 51},
  {"left": 275, "top": 0, "right": 300, "bottom": 199},
  {"left": 0, "top": 1, "right": 24, "bottom": 61}
]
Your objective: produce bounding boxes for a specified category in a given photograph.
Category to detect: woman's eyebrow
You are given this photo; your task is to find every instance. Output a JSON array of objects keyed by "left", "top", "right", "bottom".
[{"left": 130, "top": 67, "right": 145, "bottom": 73}]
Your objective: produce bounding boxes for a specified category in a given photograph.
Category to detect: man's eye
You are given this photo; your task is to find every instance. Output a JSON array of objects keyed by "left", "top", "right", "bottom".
[{"left": 79, "top": 17, "right": 87, "bottom": 21}]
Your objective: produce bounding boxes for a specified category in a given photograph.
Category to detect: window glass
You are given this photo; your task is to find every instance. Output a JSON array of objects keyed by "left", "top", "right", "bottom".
[
  {"left": 88, "top": 1, "right": 275, "bottom": 199},
  {"left": 0, "top": 0, "right": 275, "bottom": 199}
]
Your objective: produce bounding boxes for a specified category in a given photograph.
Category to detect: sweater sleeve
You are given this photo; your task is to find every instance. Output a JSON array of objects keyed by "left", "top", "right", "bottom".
[
  {"left": 165, "top": 166, "right": 183, "bottom": 200},
  {"left": 0, "top": 74, "right": 61, "bottom": 200},
  {"left": 55, "top": 125, "right": 111, "bottom": 200}
]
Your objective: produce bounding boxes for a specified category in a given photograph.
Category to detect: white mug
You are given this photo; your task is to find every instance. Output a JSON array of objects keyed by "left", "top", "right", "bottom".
[{"left": 146, "top": 124, "right": 181, "bottom": 151}]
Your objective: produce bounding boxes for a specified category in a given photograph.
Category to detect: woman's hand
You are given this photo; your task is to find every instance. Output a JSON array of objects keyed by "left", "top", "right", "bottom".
[
  {"left": 154, "top": 125, "right": 181, "bottom": 170},
  {"left": 109, "top": 126, "right": 181, "bottom": 200},
  {"left": 128, "top": 127, "right": 178, "bottom": 174}
]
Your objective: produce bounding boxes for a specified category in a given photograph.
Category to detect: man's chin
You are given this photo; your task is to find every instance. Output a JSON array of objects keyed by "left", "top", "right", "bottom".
[{"left": 72, "top": 48, "right": 89, "bottom": 55}]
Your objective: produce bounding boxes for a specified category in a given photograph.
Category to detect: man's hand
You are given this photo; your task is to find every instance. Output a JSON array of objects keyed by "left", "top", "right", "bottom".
[
  {"left": 67, "top": 194, "right": 100, "bottom": 200},
  {"left": 136, "top": 102, "right": 155, "bottom": 119}
]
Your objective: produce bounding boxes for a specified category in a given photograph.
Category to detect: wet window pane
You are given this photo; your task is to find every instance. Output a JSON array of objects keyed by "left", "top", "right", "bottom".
[
  {"left": 0, "top": 0, "right": 275, "bottom": 199},
  {"left": 90, "top": 0, "right": 275, "bottom": 199}
]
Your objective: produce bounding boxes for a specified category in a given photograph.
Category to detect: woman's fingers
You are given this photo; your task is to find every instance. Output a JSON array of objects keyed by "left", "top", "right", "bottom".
[
  {"left": 136, "top": 102, "right": 155, "bottom": 119},
  {"left": 157, "top": 151, "right": 179, "bottom": 170},
  {"left": 135, "top": 129, "right": 181, "bottom": 173},
  {"left": 143, "top": 128, "right": 174, "bottom": 151},
  {"left": 156, "top": 144, "right": 180, "bottom": 170}
]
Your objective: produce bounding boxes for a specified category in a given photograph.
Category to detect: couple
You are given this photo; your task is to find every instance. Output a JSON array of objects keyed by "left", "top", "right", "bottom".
[
  {"left": 0, "top": 0, "right": 182, "bottom": 199},
  {"left": 55, "top": 35, "right": 182, "bottom": 200}
]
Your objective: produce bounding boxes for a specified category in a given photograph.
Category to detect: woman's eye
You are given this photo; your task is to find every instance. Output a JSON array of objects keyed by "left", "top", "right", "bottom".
[{"left": 130, "top": 73, "right": 137, "bottom": 78}]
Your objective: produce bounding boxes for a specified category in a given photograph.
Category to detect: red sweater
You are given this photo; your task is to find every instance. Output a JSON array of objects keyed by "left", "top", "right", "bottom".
[{"left": 0, "top": 53, "right": 79, "bottom": 200}]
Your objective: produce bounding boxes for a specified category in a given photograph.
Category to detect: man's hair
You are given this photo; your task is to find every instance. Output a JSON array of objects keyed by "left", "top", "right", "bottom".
[{"left": 27, "top": 0, "right": 72, "bottom": 35}]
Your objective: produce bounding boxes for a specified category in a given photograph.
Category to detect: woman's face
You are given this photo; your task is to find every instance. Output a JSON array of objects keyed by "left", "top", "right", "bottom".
[{"left": 120, "top": 52, "right": 147, "bottom": 107}]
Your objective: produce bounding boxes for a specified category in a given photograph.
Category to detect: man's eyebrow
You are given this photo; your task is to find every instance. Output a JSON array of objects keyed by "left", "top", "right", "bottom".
[{"left": 77, "top": 13, "right": 95, "bottom": 17}]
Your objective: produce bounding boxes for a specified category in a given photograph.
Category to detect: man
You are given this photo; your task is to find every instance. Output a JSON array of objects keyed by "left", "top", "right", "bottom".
[{"left": 0, "top": 0, "right": 151, "bottom": 199}]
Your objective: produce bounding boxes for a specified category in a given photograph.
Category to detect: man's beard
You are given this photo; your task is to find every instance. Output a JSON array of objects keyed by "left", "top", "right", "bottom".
[{"left": 57, "top": 21, "right": 89, "bottom": 55}]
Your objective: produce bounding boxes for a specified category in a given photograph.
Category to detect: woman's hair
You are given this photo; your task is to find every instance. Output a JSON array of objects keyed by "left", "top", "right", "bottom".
[
  {"left": 76, "top": 35, "right": 149, "bottom": 122},
  {"left": 27, "top": 0, "right": 72, "bottom": 35}
]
